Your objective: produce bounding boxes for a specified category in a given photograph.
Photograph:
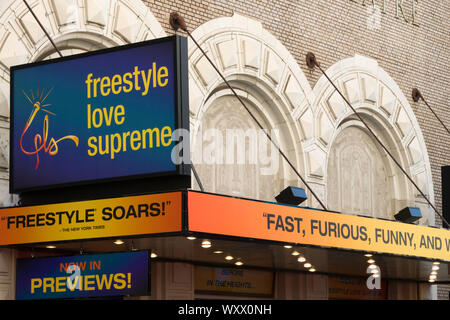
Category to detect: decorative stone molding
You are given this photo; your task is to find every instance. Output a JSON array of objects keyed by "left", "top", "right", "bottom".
[
  {"left": 310, "top": 54, "right": 434, "bottom": 224},
  {"left": 188, "top": 13, "right": 315, "bottom": 202},
  {"left": 189, "top": 13, "right": 314, "bottom": 121},
  {"left": 188, "top": 15, "right": 434, "bottom": 223}
]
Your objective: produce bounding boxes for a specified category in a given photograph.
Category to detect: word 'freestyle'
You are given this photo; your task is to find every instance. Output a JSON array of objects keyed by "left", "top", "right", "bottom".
[{"left": 85, "top": 63, "right": 169, "bottom": 98}]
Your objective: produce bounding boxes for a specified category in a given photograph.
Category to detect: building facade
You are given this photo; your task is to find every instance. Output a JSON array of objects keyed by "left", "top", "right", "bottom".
[{"left": 0, "top": 0, "right": 448, "bottom": 299}]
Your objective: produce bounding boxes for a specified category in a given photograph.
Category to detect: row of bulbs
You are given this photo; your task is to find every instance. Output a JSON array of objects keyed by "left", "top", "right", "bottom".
[
  {"left": 365, "top": 253, "right": 380, "bottom": 278},
  {"left": 187, "top": 236, "right": 244, "bottom": 266},
  {"left": 51, "top": 239, "right": 442, "bottom": 283},
  {"left": 195, "top": 239, "right": 319, "bottom": 271},
  {"left": 428, "top": 262, "right": 440, "bottom": 283},
  {"left": 364, "top": 252, "right": 441, "bottom": 284},
  {"left": 48, "top": 238, "right": 317, "bottom": 272},
  {"left": 285, "top": 245, "right": 316, "bottom": 272}
]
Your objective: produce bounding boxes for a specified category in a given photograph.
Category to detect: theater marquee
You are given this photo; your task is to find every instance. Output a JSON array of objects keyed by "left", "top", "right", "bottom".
[
  {"left": 188, "top": 191, "right": 450, "bottom": 261},
  {"left": 0, "top": 192, "right": 182, "bottom": 246},
  {"left": 1, "top": 190, "right": 448, "bottom": 263}
]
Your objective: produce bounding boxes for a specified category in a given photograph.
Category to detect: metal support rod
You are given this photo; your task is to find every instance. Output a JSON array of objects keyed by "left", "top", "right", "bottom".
[
  {"left": 23, "top": 0, "right": 62, "bottom": 57},
  {"left": 169, "top": 12, "right": 327, "bottom": 210},
  {"left": 191, "top": 163, "right": 204, "bottom": 192},
  {"left": 412, "top": 88, "right": 450, "bottom": 136},
  {"left": 307, "top": 52, "right": 449, "bottom": 228}
]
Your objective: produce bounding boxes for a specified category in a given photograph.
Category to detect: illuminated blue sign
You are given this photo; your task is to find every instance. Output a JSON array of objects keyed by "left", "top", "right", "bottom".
[{"left": 10, "top": 35, "right": 189, "bottom": 192}]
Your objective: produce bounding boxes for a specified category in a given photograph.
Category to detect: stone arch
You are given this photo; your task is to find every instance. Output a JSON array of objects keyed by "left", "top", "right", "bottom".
[
  {"left": 308, "top": 54, "right": 434, "bottom": 224},
  {"left": 188, "top": 13, "right": 315, "bottom": 202},
  {"left": 0, "top": 0, "right": 165, "bottom": 205}
]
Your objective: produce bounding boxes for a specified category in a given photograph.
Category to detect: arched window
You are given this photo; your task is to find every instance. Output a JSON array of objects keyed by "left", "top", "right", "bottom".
[
  {"left": 308, "top": 54, "right": 434, "bottom": 225},
  {"left": 189, "top": 13, "right": 313, "bottom": 202}
]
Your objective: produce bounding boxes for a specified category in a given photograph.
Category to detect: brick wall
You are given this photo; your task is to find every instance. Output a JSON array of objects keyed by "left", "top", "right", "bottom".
[{"left": 143, "top": 0, "right": 449, "bottom": 300}]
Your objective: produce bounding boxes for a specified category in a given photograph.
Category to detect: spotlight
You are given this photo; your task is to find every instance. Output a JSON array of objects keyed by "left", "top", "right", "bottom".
[
  {"left": 297, "top": 256, "right": 306, "bottom": 263},
  {"left": 304, "top": 263, "right": 312, "bottom": 268},
  {"left": 367, "top": 259, "right": 375, "bottom": 264},
  {"left": 394, "top": 207, "right": 422, "bottom": 223},
  {"left": 46, "top": 245, "right": 56, "bottom": 249},
  {"left": 235, "top": 260, "right": 244, "bottom": 266},
  {"left": 150, "top": 252, "right": 158, "bottom": 258},
  {"left": 432, "top": 265, "right": 440, "bottom": 271},
  {"left": 291, "top": 251, "right": 300, "bottom": 256},
  {"left": 213, "top": 250, "right": 223, "bottom": 254},
  {"left": 275, "top": 186, "right": 307, "bottom": 205},
  {"left": 225, "top": 255, "right": 234, "bottom": 261},
  {"left": 309, "top": 268, "right": 316, "bottom": 272},
  {"left": 186, "top": 236, "right": 196, "bottom": 240},
  {"left": 283, "top": 245, "right": 293, "bottom": 249},
  {"left": 364, "top": 253, "right": 373, "bottom": 257},
  {"left": 114, "top": 239, "right": 124, "bottom": 245}
]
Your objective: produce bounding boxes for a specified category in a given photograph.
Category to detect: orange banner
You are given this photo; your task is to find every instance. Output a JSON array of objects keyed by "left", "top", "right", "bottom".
[
  {"left": 188, "top": 191, "right": 450, "bottom": 261},
  {"left": 0, "top": 192, "right": 182, "bottom": 246}
]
